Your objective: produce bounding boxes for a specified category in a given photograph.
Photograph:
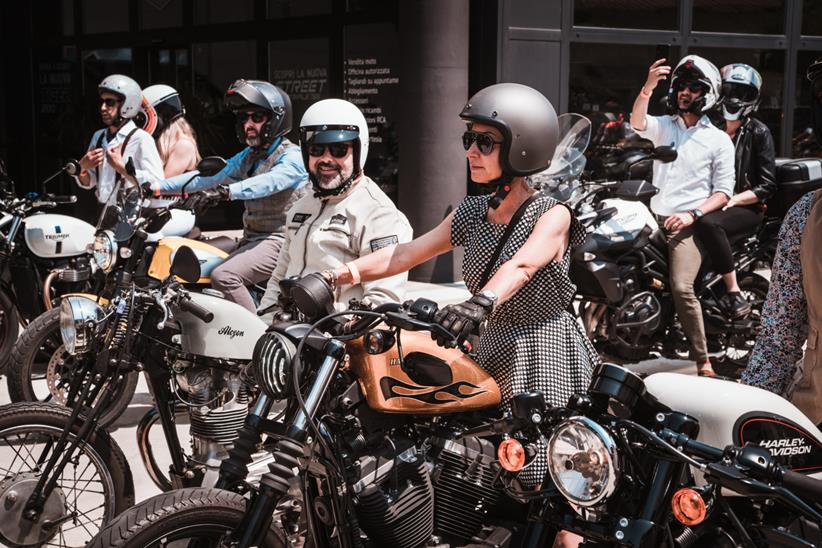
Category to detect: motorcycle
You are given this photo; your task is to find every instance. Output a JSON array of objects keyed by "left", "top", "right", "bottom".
[
  {"left": 0, "top": 185, "right": 271, "bottom": 548},
  {"left": 0, "top": 160, "right": 95, "bottom": 371},
  {"left": 488, "top": 363, "right": 822, "bottom": 546},
  {"left": 5, "top": 157, "right": 260, "bottom": 423},
  {"left": 88, "top": 274, "right": 539, "bottom": 547}
]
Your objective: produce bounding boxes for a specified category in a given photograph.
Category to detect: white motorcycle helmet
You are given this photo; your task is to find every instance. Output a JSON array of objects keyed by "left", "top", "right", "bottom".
[
  {"left": 98, "top": 74, "right": 143, "bottom": 120},
  {"left": 720, "top": 64, "right": 762, "bottom": 121},
  {"left": 299, "top": 99, "right": 369, "bottom": 198},
  {"left": 138, "top": 84, "right": 185, "bottom": 137},
  {"left": 667, "top": 55, "right": 722, "bottom": 114}
]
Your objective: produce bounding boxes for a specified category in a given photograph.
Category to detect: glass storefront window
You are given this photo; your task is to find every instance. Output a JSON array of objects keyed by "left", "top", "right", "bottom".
[
  {"left": 802, "top": 2, "right": 822, "bottom": 37},
  {"left": 689, "top": 47, "right": 784, "bottom": 147},
  {"left": 139, "top": 0, "right": 183, "bottom": 30},
  {"left": 573, "top": 0, "right": 677, "bottom": 30},
  {"left": 268, "top": 0, "right": 331, "bottom": 18},
  {"left": 195, "top": 0, "right": 255, "bottom": 24},
  {"left": 692, "top": 0, "right": 784, "bottom": 35},
  {"left": 269, "top": 38, "right": 330, "bottom": 142},
  {"left": 793, "top": 50, "right": 822, "bottom": 158},
  {"left": 343, "top": 22, "right": 400, "bottom": 201},
  {"left": 83, "top": 0, "right": 129, "bottom": 33}
]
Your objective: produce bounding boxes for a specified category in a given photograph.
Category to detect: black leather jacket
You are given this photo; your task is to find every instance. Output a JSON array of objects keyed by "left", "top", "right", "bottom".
[{"left": 731, "top": 117, "right": 777, "bottom": 203}]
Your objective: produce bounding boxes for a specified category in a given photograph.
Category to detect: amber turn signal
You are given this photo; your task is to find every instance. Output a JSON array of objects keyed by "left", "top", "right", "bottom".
[
  {"left": 671, "top": 488, "right": 707, "bottom": 526},
  {"left": 498, "top": 438, "right": 526, "bottom": 472}
]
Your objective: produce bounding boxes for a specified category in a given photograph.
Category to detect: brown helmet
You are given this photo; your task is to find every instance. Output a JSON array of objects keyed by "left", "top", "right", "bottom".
[{"left": 460, "top": 83, "right": 559, "bottom": 176}]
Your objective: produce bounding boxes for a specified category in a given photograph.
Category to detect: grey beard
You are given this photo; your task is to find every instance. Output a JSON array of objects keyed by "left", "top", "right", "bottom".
[
  {"left": 314, "top": 166, "right": 352, "bottom": 190},
  {"left": 246, "top": 134, "right": 262, "bottom": 147}
]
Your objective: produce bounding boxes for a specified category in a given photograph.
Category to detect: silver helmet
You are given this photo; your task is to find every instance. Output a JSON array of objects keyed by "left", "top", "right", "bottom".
[
  {"left": 98, "top": 74, "right": 143, "bottom": 120},
  {"left": 720, "top": 64, "right": 762, "bottom": 121},
  {"left": 224, "top": 79, "right": 292, "bottom": 147}
]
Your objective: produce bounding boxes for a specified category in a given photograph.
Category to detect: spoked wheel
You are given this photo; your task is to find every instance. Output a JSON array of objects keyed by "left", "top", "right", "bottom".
[
  {"left": 0, "top": 402, "right": 133, "bottom": 548},
  {"left": 0, "top": 291, "right": 20, "bottom": 373},
  {"left": 88, "top": 488, "right": 285, "bottom": 548},
  {"left": 7, "top": 308, "right": 138, "bottom": 428},
  {"left": 709, "top": 274, "right": 770, "bottom": 378}
]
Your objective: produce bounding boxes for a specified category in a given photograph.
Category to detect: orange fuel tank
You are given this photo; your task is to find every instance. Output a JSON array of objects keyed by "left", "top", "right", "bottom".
[
  {"left": 347, "top": 330, "right": 501, "bottom": 414},
  {"left": 148, "top": 236, "right": 228, "bottom": 284}
]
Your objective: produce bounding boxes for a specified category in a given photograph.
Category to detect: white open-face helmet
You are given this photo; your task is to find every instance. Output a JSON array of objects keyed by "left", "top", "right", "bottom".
[
  {"left": 139, "top": 84, "right": 184, "bottom": 136},
  {"left": 299, "top": 99, "right": 370, "bottom": 197},
  {"left": 719, "top": 64, "right": 762, "bottom": 121},
  {"left": 98, "top": 74, "right": 143, "bottom": 120},
  {"left": 667, "top": 55, "right": 722, "bottom": 114}
]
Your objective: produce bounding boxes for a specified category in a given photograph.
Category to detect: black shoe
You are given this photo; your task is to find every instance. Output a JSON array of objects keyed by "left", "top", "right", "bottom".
[{"left": 724, "top": 291, "right": 751, "bottom": 319}]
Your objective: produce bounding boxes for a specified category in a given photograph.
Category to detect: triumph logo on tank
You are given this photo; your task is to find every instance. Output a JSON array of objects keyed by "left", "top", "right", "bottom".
[
  {"left": 218, "top": 326, "right": 245, "bottom": 339},
  {"left": 45, "top": 233, "right": 70, "bottom": 240},
  {"left": 759, "top": 437, "right": 813, "bottom": 457}
]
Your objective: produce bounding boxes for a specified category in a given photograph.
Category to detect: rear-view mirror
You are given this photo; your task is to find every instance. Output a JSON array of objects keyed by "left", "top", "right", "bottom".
[
  {"left": 170, "top": 246, "right": 201, "bottom": 283},
  {"left": 197, "top": 156, "right": 227, "bottom": 177},
  {"left": 613, "top": 179, "right": 659, "bottom": 201},
  {"left": 650, "top": 146, "right": 677, "bottom": 163}
]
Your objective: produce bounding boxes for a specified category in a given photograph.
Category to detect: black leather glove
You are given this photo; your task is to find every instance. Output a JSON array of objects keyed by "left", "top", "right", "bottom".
[
  {"left": 432, "top": 293, "right": 494, "bottom": 348},
  {"left": 181, "top": 186, "right": 229, "bottom": 216}
]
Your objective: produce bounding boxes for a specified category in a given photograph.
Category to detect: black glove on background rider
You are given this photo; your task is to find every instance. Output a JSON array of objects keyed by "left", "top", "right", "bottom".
[
  {"left": 180, "top": 185, "right": 230, "bottom": 216},
  {"left": 432, "top": 293, "right": 495, "bottom": 348}
]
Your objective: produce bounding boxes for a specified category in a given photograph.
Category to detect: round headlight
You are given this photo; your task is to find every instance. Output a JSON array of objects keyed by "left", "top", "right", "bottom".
[
  {"left": 59, "top": 296, "right": 104, "bottom": 355},
  {"left": 251, "top": 331, "right": 296, "bottom": 399},
  {"left": 547, "top": 416, "right": 619, "bottom": 507},
  {"left": 92, "top": 230, "right": 116, "bottom": 272}
]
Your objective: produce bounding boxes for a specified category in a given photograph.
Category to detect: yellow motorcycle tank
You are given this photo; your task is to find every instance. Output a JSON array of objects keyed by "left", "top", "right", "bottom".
[
  {"left": 148, "top": 236, "right": 228, "bottom": 284},
  {"left": 347, "top": 330, "right": 501, "bottom": 414}
]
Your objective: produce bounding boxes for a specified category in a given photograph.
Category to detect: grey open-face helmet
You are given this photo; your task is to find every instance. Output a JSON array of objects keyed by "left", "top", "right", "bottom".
[
  {"left": 459, "top": 83, "right": 559, "bottom": 177},
  {"left": 224, "top": 79, "right": 292, "bottom": 147},
  {"left": 98, "top": 74, "right": 143, "bottom": 120},
  {"left": 720, "top": 64, "right": 762, "bottom": 121}
]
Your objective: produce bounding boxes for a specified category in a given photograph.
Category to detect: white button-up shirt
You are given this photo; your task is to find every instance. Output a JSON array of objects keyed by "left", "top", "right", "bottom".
[
  {"left": 635, "top": 114, "right": 735, "bottom": 216},
  {"left": 76, "top": 120, "right": 164, "bottom": 204}
]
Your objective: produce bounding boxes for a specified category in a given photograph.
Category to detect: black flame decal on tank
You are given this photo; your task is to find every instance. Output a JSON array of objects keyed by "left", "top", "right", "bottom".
[{"left": 379, "top": 377, "right": 486, "bottom": 404}]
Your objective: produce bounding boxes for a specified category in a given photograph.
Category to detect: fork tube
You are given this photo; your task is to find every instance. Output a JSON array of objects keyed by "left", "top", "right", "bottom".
[{"left": 143, "top": 355, "right": 189, "bottom": 487}]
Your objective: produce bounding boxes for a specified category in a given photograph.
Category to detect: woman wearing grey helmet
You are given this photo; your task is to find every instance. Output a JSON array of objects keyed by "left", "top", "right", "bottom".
[
  {"left": 328, "top": 83, "right": 598, "bottom": 512},
  {"left": 694, "top": 63, "right": 776, "bottom": 319}
]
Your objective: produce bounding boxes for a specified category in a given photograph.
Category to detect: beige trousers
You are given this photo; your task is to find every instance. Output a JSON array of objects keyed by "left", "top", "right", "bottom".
[{"left": 666, "top": 225, "right": 708, "bottom": 363}]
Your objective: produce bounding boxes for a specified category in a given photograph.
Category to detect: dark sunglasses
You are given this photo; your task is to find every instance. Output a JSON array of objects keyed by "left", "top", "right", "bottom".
[
  {"left": 100, "top": 98, "right": 122, "bottom": 107},
  {"left": 676, "top": 81, "right": 705, "bottom": 93},
  {"left": 308, "top": 143, "right": 351, "bottom": 158},
  {"left": 462, "top": 131, "right": 503, "bottom": 155},
  {"left": 238, "top": 111, "right": 268, "bottom": 123}
]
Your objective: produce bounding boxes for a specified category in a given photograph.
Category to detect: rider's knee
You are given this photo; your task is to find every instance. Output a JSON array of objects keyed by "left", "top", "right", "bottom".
[{"left": 211, "top": 265, "right": 242, "bottom": 289}]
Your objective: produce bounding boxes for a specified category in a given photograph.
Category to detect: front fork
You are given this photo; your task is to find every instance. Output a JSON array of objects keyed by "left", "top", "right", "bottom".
[{"left": 235, "top": 339, "right": 346, "bottom": 548}]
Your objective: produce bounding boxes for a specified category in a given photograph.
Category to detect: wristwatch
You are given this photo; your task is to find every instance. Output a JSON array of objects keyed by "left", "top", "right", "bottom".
[
  {"left": 475, "top": 289, "right": 499, "bottom": 311},
  {"left": 689, "top": 209, "right": 704, "bottom": 221}
]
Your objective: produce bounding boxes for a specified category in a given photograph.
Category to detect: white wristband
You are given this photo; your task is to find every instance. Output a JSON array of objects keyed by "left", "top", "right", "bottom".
[{"left": 345, "top": 261, "right": 361, "bottom": 285}]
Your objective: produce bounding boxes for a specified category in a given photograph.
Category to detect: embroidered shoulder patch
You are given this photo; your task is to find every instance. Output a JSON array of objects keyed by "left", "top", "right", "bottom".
[
  {"left": 291, "top": 213, "right": 311, "bottom": 224},
  {"left": 330, "top": 214, "right": 348, "bottom": 226},
  {"left": 370, "top": 235, "right": 399, "bottom": 252}
]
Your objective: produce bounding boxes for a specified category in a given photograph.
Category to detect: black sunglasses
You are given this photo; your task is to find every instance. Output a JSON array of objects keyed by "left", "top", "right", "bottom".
[
  {"left": 308, "top": 143, "right": 352, "bottom": 158},
  {"left": 100, "top": 98, "right": 122, "bottom": 107},
  {"left": 676, "top": 81, "right": 705, "bottom": 93},
  {"left": 462, "top": 131, "right": 503, "bottom": 155},
  {"left": 238, "top": 111, "right": 268, "bottom": 123}
]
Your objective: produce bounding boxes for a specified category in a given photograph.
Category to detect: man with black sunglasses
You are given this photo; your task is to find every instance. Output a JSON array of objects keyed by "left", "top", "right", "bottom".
[
  {"left": 148, "top": 79, "right": 308, "bottom": 313},
  {"left": 258, "top": 98, "right": 412, "bottom": 323},
  {"left": 75, "top": 74, "right": 164, "bottom": 206},
  {"left": 631, "top": 55, "right": 736, "bottom": 376}
]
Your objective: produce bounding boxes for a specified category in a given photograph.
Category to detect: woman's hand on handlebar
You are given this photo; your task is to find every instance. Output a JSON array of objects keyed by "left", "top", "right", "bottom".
[{"left": 432, "top": 294, "right": 493, "bottom": 348}]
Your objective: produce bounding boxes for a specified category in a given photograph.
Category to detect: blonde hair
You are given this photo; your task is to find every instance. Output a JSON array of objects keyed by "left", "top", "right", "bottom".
[{"left": 157, "top": 117, "right": 201, "bottom": 168}]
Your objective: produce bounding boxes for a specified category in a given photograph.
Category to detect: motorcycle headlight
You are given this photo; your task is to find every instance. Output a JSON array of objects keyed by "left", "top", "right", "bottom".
[
  {"left": 92, "top": 230, "right": 117, "bottom": 272},
  {"left": 251, "top": 331, "right": 296, "bottom": 399},
  {"left": 547, "top": 416, "right": 619, "bottom": 507},
  {"left": 59, "top": 296, "right": 104, "bottom": 355}
]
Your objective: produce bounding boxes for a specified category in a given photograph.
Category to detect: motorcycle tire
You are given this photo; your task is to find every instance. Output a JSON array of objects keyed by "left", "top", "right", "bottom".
[
  {"left": 0, "top": 289, "right": 19, "bottom": 373},
  {"left": 88, "top": 487, "right": 286, "bottom": 548},
  {"left": 0, "top": 402, "right": 134, "bottom": 548},
  {"left": 6, "top": 307, "right": 139, "bottom": 428}
]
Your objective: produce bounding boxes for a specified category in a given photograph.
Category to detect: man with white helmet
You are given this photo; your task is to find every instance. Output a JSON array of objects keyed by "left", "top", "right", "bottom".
[
  {"left": 258, "top": 98, "right": 412, "bottom": 323},
  {"left": 75, "top": 74, "right": 164, "bottom": 204},
  {"left": 149, "top": 79, "right": 309, "bottom": 312},
  {"left": 631, "top": 55, "right": 736, "bottom": 376}
]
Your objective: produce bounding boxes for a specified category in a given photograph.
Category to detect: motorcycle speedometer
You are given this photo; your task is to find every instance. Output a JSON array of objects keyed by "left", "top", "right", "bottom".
[
  {"left": 92, "top": 230, "right": 117, "bottom": 272},
  {"left": 547, "top": 416, "right": 619, "bottom": 507}
]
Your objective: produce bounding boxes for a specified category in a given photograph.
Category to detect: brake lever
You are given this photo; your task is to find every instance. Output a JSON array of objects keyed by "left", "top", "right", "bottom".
[{"left": 154, "top": 288, "right": 173, "bottom": 330}]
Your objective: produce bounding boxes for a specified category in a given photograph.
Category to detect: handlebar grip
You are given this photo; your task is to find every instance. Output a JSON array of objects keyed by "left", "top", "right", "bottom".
[
  {"left": 782, "top": 470, "right": 822, "bottom": 503},
  {"left": 180, "top": 297, "right": 214, "bottom": 323},
  {"left": 48, "top": 195, "right": 77, "bottom": 204}
]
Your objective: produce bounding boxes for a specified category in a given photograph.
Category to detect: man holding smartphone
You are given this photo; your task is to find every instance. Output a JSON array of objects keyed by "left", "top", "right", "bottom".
[{"left": 630, "top": 55, "right": 736, "bottom": 376}]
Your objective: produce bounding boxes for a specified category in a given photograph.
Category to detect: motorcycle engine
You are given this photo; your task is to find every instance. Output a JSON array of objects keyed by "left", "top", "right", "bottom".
[
  {"left": 349, "top": 434, "right": 500, "bottom": 548},
  {"left": 174, "top": 359, "right": 251, "bottom": 473}
]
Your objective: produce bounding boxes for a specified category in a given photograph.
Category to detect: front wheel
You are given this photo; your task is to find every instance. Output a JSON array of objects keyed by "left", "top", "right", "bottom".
[
  {"left": 0, "top": 402, "right": 134, "bottom": 547},
  {"left": 6, "top": 307, "right": 138, "bottom": 428},
  {"left": 0, "top": 289, "right": 20, "bottom": 373},
  {"left": 89, "top": 487, "right": 285, "bottom": 548}
]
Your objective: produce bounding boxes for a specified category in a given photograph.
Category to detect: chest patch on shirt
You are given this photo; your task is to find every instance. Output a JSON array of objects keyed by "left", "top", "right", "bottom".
[
  {"left": 291, "top": 213, "right": 311, "bottom": 224},
  {"left": 370, "top": 235, "right": 399, "bottom": 252},
  {"left": 330, "top": 214, "right": 348, "bottom": 226}
]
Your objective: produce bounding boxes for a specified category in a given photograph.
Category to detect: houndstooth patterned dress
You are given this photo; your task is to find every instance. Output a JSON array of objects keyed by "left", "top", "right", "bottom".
[{"left": 452, "top": 193, "right": 600, "bottom": 485}]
